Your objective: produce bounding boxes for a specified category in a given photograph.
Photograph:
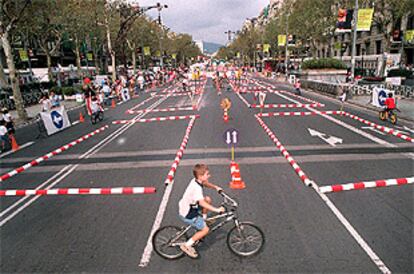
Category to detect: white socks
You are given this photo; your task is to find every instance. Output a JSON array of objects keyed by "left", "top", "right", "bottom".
[{"left": 185, "top": 238, "right": 195, "bottom": 247}]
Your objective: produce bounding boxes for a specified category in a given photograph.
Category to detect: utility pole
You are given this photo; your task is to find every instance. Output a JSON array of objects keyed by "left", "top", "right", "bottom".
[
  {"left": 285, "top": 12, "right": 289, "bottom": 80},
  {"left": 350, "top": 0, "right": 358, "bottom": 80},
  {"left": 156, "top": 2, "right": 168, "bottom": 68}
]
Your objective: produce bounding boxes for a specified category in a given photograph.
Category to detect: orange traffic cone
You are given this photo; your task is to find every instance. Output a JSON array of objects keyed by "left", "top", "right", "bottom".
[
  {"left": 229, "top": 162, "right": 245, "bottom": 189},
  {"left": 10, "top": 134, "right": 20, "bottom": 152},
  {"left": 111, "top": 99, "right": 116, "bottom": 108},
  {"left": 79, "top": 112, "right": 85, "bottom": 123},
  {"left": 223, "top": 109, "right": 229, "bottom": 123}
]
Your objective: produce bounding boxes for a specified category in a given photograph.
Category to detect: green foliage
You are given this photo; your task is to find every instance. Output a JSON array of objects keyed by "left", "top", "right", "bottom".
[{"left": 302, "top": 58, "right": 346, "bottom": 70}]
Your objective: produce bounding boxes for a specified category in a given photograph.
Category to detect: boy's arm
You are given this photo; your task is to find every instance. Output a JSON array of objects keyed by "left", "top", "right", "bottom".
[{"left": 202, "top": 181, "right": 223, "bottom": 192}]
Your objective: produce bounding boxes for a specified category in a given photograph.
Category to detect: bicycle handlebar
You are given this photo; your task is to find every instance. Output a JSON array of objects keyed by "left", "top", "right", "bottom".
[{"left": 218, "top": 190, "right": 238, "bottom": 207}]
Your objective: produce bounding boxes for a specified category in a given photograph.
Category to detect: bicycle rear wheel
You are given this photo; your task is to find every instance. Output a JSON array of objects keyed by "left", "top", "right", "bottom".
[
  {"left": 152, "top": 226, "right": 188, "bottom": 260},
  {"left": 227, "top": 222, "right": 265, "bottom": 257},
  {"left": 379, "top": 111, "right": 386, "bottom": 121},
  {"left": 390, "top": 113, "right": 397, "bottom": 124}
]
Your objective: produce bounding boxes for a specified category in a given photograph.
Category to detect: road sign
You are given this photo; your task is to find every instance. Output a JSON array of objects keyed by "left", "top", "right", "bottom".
[
  {"left": 224, "top": 128, "right": 239, "bottom": 146},
  {"left": 308, "top": 128, "right": 343, "bottom": 147}
]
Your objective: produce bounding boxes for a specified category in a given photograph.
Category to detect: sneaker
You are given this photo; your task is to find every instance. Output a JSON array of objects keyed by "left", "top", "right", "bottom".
[{"left": 180, "top": 244, "right": 198, "bottom": 258}]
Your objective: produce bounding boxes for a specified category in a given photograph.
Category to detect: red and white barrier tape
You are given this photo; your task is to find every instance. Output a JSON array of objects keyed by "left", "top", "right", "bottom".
[
  {"left": 165, "top": 116, "right": 198, "bottom": 185},
  {"left": 319, "top": 177, "right": 414, "bottom": 193},
  {"left": 258, "top": 110, "right": 342, "bottom": 117},
  {"left": 0, "top": 186, "right": 156, "bottom": 197},
  {"left": 127, "top": 106, "right": 196, "bottom": 114},
  {"left": 0, "top": 125, "right": 109, "bottom": 183},
  {"left": 342, "top": 111, "right": 414, "bottom": 143},
  {"left": 250, "top": 103, "right": 325, "bottom": 108},
  {"left": 113, "top": 115, "right": 200, "bottom": 124},
  {"left": 255, "top": 115, "right": 313, "bottom": 187},
  {"left": 152, "top": 93, "right": 192, "bottom": 97}
]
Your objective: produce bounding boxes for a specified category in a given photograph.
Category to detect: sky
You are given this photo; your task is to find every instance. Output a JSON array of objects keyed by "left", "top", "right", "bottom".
[{"left": 132, "top": 0, "right": 269, "bottom": 45}]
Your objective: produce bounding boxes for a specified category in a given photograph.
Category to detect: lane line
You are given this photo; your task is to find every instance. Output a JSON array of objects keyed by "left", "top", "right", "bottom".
[{"left": 0, "top": 142, "right": 35, "bottom": 158}]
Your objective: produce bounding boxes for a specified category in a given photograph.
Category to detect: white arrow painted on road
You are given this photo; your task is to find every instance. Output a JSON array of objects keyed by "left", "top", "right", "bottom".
[{"left": 308, "top": 128, "right": 343, "bottom": 147}]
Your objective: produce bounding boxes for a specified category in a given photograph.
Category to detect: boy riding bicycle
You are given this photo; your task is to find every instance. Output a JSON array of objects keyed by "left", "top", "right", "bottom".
[{"left": 178, "top": 164, "right": 224, "bottom": 258}]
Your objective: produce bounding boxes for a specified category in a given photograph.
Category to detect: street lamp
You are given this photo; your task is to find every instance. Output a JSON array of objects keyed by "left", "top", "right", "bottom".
[
  {"left": 156, "top": 2, "right": 168, "bottom": 68},
  {"left": 361, "top": 47, "right": 366, "bottom": 76}
]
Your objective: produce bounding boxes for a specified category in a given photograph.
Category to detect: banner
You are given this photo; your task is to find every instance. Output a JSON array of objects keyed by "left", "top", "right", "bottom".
[
  {"left": 335, "top": 9, "right": 353, "bottom": 32},
  {"left": 143, "top": 46, "right": 151, "bottom": 56},
  {"left": 287, "top": 35, "right": 296, "bottom": 46},
  {"left": 155, "top": 50, "right": 161, "bottom": 57},
  {"left": 263, "top": 44, "right": 270, "bottom": 53},
  {"left": 87, "top": 53, "right": 93, "bottom": 61},
  {"left": 404, "top": 30, "right": 414, "bottom": 44},
  {"left": 278, "top": 35, "right": 286, "bottom": 46},
  {"left": 40, "top": 106, "right": 71, "bottom": 135},
  {"left": 18, "top": 49, "right": 29, "bottom": 61},
  {"left": 172, "top": 53, "right": 177, "bottom": 59},
  {"left": 357, "top": 9, "right": 374, "bottom": 31},
  {"left": 372, "top": 87, "right": 394, "bottom": 108},
  {"left": 236, "top": 52, "right": 241, "bottom": 58}
]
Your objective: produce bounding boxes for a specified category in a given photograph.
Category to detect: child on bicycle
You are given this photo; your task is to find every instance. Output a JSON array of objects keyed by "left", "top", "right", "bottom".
[
  {"left": 178, "top": 164, "right": 224, "bottom": 258},
  {"left": 385, "top": 92, "right": 396, "bottom": 112}
]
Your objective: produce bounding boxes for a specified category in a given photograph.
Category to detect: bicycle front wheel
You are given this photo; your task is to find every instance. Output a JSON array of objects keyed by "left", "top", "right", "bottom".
[
  {"left": 390, "top": 113, "right": 397, "bottom": 124},
  {"left": 227, "top": 222, "right": 265, "bottom": 257},
  {"left": 379, "top": 111, "right": 386, "bottom": 121},
  {"left": 152, "top": 226, "right": 188, "bottom": 260}
]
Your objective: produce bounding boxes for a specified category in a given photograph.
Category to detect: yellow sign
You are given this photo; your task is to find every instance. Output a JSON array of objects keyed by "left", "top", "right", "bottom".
[
  {"left": 220, "top": 98, "right": 232, "bottom": 110},
  {"left": 278, "top": 35, "right": 286, "bottom": 46},
  {"left": 357, "top": 9, "right": 374, "bottom": 31},
  {"left": 172, "top": 53, "right": 177, "bottom": 59},
  {"left": 405, "top": 30, "right": 414, "bottom": 44},
  {"left": 155, "top": 50, "right": 161, "bottom": 57},
  {"left": 87, "top": 53, "right": 93, "bottom": 61},
  {"left": 143, "top": 46, "right": 151, "bottom": 56},
  {"left": 236, "top": 52, "right": 241, "bottom": 58},
  {"left": 263, "top": 44, "right": 271, "bottom": 53},
  {"left": 18, "top": 49, "right": 29, "bottom": 61}
]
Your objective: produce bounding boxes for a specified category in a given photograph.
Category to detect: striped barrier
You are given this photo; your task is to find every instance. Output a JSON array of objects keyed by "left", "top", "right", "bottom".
[
  {"left": 151, "top": 93, "right": 191, "bottom": 97},
  {"left": 113, "top": 114, "right": 200, "bottom": 124},
  {"left": 0, "top": 125, "right": 109, "bottom": 183},
  {"left": 165, "top": 116, "right": 198, "bottom": 185},
  {"left": 342, "top": 111, "right": 414, "bottom": 143},
  {"left": 255, "top": 115, "right": 313, "bottom": 187},
  {"left": 127, "top": 106, "right": 196, "bottom": 114},
  {"left": 0, "top": 187, "right": 156, "bottom": 197},
  {"left": 319, "top": 177, "right": 414, "bottom": 193},
  {"left": 250, "top": 103, "right": 325, "bottom": 109},
  {"left": 258, "top": 110, "right": 343, "bottom": 117}
]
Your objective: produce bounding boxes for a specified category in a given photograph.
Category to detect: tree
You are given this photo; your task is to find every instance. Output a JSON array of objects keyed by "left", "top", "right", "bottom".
[{"left": 0, "top": 0, "right": 31, "bottom": 121}]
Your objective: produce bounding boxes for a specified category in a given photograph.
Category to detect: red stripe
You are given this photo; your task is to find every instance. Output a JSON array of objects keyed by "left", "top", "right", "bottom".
[
  {"left": 15, "top": 167, "right": 25, "bottom": 173},
  {"left": 122, "top": 187, "right": 133, "bottom": 194},
  {"left": 376, "top": 180, "right": 386, "bottom": 187},
  {"left": 16, "top": 190, "right": 26, "bottom": 196},
  {"left": 353, "top": 183, "right": 366, "bottom": 190},
  {"left": 101, "top": 188, "right": 111, "bottom": 195},
  {"left": 331, "top": 185, "right": 343, "bottom": 192},
  {"left": 396, "top": 178, "right": 408, "bottom": 185},
  {"left": 37, "top": 189, "right": 48, "bottom": 195},
  {"left": 0, "top": 190, "right": 5, "bottom": 196},
  {"left": 58, "top": 189, "right": 69, "bottom": 195},
  {"left": 1, "top": 174, "right": 11, "bottom": 180}
]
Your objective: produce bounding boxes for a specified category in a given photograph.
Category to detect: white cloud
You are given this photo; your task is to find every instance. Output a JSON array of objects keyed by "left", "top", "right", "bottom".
[{"left": 135, "top": 0, "right": 269, "bottom": 44}]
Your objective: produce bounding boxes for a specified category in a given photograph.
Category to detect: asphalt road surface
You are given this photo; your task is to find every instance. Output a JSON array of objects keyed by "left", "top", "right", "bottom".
[{"left": 1, "top": 76, "right": 413, "bottom": 273}]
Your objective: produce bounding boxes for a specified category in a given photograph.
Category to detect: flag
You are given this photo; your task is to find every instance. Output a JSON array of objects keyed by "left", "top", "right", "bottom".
[
  {"left": 172, "top": 53, "right": 177, "bottom": 59},
  {"left": 278, "top": 35, "right": 286, "bottom": 46},
  {"left": 357, "top": 9, "right": 374, "bottom": 31},
  {"left": 335, "top": 9, "right": 353, "bottom": 32},
  {"left": 87, "top": 53, "right": 93, "bottom": 61},
  {"left": 405, "top": 30, "right": 414, "bottom": 44},
  {"left": 263, "top": 44, "right": 270, "bottom": 53},
  {"left": 143, "top": 46, "right": 151, "bottom": 56},
  {"left": 18, "top": 49, "right": 29, "bottom": 61}
]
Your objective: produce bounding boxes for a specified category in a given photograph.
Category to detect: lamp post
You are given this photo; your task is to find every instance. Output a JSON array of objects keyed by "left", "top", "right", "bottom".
[
  {"left": 361, "top": 47, "right": 366, "bottom": 76},
  {"left": 156, "top": 2, "right": 168, "bottom": 68},
  {"left": 350, "top": 0, "right": 359, "bottom": 80}
]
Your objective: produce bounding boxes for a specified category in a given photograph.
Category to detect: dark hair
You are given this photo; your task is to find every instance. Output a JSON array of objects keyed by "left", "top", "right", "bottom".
[{"left": 388, "top": 93, "right": 393, "bottom": 98}]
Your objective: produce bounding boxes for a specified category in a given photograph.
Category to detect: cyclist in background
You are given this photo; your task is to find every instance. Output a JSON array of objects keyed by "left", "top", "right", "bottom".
[{"left": 384, "top": 92, "right": 396, "bottom": 112}]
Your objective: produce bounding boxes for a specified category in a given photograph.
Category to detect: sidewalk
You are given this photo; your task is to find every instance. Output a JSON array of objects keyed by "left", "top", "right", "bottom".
[{"left": 10, "top": 100, "right": 83, "bottom": 129}]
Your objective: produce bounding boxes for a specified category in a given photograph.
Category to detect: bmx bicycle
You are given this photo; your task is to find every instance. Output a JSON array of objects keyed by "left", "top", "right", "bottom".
[
  {"left": 379, "top": 108, "right": 398, "bottom": 125},
  {"left": 152, "top": 190, "right": 265, "bottom": 259}
]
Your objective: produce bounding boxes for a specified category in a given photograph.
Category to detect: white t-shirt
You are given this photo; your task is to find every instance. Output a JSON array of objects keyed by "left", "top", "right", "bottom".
[
  {"left": 0, "top": 125, "right": 8, "bottom": 136},
  {"left": 2, "top": 113, "right": 11, "bottom": 122},
  {"left": 179, "top": 178, "right": 204, "bottom": 217}
]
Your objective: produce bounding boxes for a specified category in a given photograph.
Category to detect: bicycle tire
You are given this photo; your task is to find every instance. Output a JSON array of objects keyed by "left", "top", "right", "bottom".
[
  {"left": 98, "top": 111, "right": 104, "bottom": 122},
  {"left": 152, "top": 226, "right": 188, "bottom": 260},
  {"left": 390, "top": 113, "right": 397, "bottom": 124},
  {"left": 91, "top": 114, "right": 97, "bottom": 124},
  {"left": 227, "top": 222, "right": 265, "bottom": 257}
]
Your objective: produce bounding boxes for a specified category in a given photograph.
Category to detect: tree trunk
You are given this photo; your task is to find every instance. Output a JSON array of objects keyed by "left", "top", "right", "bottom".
[
  {"left": 46, "top": 50, "right": 54, "bottom": 83},
  {"left": 105, "top": 15, "right": 116, "bottom": 82},
  {"left": 132, "top": 51, "right": 136, "bottom": 75},
  {"left": 75, "top": 38, "right": 82, "bottom": 79},
  {"left": 93, "top": 46, "right": 100, "bottom": 73},
  {"left": 2, "top": 34, "right": 28, "bottom": 120},
  {"left": 0, "top": 57, "right": 8, "bottom": 88}
]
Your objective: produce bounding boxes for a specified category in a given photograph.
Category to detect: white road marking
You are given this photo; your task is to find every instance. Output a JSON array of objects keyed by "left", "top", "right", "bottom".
[{"left": 0, "top": 142, "right": 35, "bottom": 158}]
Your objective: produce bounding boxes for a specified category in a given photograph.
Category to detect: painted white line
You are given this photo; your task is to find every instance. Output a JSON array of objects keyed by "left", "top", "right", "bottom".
[
  {"left": 72, "top": 120, "right": 80, "bottom": 125},
  {"left": 361, "top": 126, "right": 386, "bottom": 135},
  {"left": 139, "top": 183, "right": 174, "bottom": 267},
  {"left": 0, "top": 142, "right": 35, "bottom": 158},
  {"left": 255, "top": 79, "right": 392, "bottom": 273},
  {"left": 0, "top": 96, "right": 169, "bottom": 226}
]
